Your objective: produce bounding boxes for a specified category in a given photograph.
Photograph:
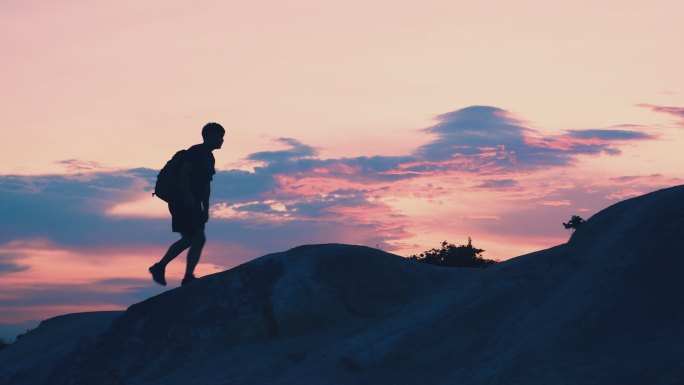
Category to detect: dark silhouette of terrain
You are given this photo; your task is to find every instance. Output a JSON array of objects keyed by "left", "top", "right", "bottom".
[{"left": 1, "top": 185, "right": 683, "bottom": 385}]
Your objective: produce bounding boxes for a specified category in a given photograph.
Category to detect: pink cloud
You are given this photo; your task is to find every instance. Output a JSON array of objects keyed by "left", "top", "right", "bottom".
[
  {"left": 0, "top": 238, "right": 243, "bottom": 324},
  {"left": 637, "top": 103, "right": 684, "bottom": 127},
  {"left": 1, "top": 105, "right": 679, "bottom": 327},
  {"left": 538, "top": 200, "right": 572, "bottom": 206}
]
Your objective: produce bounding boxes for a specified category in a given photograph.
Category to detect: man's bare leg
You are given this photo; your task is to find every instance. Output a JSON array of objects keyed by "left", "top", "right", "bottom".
[
  {"left": 159, "top": 235, "right": 194, "bottom": 266},
  {"left": 149, "top": 235, "right": 193, "bottom": 286},
  {"left": 183, "top": 230, "right": 206, "bottom": 285}
]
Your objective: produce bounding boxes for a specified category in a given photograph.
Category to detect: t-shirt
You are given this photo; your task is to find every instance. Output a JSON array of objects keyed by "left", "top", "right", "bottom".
[{"left": 185, "top": 143, "right": 216, "bottom": 200}]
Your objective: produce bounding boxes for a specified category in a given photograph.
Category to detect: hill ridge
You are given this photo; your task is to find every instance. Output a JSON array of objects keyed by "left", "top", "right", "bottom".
[{"left": 1, "top": 185, "right": 683, "bottom": 385}]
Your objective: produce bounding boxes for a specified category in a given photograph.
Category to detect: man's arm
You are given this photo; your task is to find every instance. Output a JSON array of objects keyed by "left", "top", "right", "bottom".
[
  {"left": 179, "top": 160, "right": 194, "bottom": 207},
  {"left": 202, "top": 185, "right": 210, "bottom": 212},
  {"left": 201, "top": 185, "right": 210, "bottom": 222}
]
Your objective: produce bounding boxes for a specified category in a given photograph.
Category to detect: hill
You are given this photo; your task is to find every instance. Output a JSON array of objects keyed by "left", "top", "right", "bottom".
[{"left": 1, "top": 185, "right": 683, "bottom": 385}]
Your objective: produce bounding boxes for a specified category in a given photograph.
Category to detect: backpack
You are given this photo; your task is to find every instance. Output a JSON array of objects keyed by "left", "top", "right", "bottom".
[{"left": 152, "top": 149, "right": 187, "bottom": 202}]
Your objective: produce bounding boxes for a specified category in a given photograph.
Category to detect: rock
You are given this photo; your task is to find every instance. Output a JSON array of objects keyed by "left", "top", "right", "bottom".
[{"left": 3, "top": 185, "right": 683, "bottom": 385}]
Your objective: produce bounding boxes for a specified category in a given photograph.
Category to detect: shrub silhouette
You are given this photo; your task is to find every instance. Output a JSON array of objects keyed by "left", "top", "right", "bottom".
[
  {"left": 0, "top": 338, "right": 8, "bottom": 351},
  {"left": 410, "top": 238, "right": 498, "bottom": 268},
  {"left": 14, "top": 328, "right": 33, "bottom": 341},
  {"left": 563, "top": 215, "right": 585, "bottom": 234}
]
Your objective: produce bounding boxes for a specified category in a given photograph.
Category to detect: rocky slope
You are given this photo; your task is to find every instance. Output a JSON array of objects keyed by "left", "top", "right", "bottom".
[{"left": 1, "top": 185, "right": 683, "bottom": 385}]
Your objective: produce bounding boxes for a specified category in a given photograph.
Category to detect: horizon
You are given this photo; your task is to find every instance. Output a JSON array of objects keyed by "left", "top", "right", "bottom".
[{"left": 1, "top": 0, "right": 683, "bottom": 337}]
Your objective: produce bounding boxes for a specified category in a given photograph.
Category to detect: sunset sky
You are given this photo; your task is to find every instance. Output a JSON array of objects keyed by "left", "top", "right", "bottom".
[{"left": 1, "top": 0, "right": 683, "bottom": 337}]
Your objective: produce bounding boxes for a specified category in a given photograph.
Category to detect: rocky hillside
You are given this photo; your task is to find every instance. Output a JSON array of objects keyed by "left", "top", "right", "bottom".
[{"left": 1, "top": 185, "right": 683, "bottom": 385}]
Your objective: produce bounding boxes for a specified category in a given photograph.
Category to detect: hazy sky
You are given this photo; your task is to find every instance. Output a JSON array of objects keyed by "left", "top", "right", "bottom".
[{"left": 1, "top": 0, "right": 683, "bottom": 331}]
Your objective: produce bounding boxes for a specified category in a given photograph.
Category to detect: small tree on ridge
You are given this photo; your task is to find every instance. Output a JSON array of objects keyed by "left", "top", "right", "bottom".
[{"left": 563, "top": 215, "right": 585, "bottom": 234}]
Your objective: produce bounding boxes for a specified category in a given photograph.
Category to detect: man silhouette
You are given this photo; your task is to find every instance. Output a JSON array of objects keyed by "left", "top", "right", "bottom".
[{"left": 149, "top": 122, "right": 225, "bottom": 286}]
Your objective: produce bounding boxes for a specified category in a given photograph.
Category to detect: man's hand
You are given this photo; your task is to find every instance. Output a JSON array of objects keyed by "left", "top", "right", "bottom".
[
  {"left": 201, "top": 210, "right": 209, "bottom": 224},
  {"left": 189, "top": 208, "right": 203, "bottom": 226},
  {"left": 184, "top": 195, "right": 196, "bottom": 209}
]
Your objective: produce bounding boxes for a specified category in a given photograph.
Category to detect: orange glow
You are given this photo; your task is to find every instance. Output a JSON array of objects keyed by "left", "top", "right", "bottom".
[{"left": 106, "top": 195, "right": 169, "bottom": 218}]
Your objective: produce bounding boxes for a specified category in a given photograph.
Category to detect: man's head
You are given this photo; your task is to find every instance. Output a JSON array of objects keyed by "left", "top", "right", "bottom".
[{"left": 202, "top": 122, "right": 225, "bottom": 150}]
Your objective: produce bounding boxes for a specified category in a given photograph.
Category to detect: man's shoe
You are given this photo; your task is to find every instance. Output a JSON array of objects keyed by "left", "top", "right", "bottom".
[
  {"left": 181, "top": 274, "right": 197, "bottom": 286},
  {"left": 149, "top": 263, "right": 166, "bottom": 286}
]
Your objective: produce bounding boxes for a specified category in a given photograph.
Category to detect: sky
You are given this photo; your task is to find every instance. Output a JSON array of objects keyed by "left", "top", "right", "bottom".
[{"left": 1, "top": 0, "right": 683, "bottom": 338}]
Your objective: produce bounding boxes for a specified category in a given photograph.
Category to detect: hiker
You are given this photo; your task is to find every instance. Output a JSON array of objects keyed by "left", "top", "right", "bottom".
[{"left": 149, "top": 122, "right": 225, "bottom": 286}]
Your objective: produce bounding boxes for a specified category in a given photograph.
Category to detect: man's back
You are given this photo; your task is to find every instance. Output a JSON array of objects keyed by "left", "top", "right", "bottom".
[{"left": 184, "top": 143, "right": 216, "bottom": 200}]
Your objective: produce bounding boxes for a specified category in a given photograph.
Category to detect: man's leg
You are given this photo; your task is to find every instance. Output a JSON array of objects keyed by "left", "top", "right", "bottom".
[
  {"left": 159, "top": 235, "right": 194, "bottom": 266},
  {"left": 150, "top": 235, "right": 193, "bottom": 286},
  {"left": 183, "top": 230, "right": 206, "bottom": 284}
]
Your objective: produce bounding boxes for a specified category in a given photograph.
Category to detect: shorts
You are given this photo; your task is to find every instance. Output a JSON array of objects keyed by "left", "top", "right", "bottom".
[{"left": 169, "top": 202, "right": 205, "bottom": 236}]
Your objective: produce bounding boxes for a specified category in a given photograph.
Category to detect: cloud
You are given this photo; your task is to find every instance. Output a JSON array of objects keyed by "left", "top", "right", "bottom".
[
  {"left": 412, "top": 106, "right": 655, "bottom": 173},
  {"left": 0, "top": 164, "right": 408, "bottom": 262},
  {"left": 637, "top": 104, "right": 684, "bottom": 117},
  {"left": 218, "top": 106, "right": 658, "bottom": 197},
  {"left": 209, "top": 107, "right": 659, "bottom": 227},
  {"left": 609, "top": 174, "right": 663, "bottom": 183},
  {"left": 0, "top": 171, "right": 170, "bottom": 248},
  {"left": 637, "top": 103, "right": 684, "bottom": 127},
  {"left": 0, "top": 105, "right": 660, "bottom": 253},
  {"left": 538, "top": 200, "right": 571, "bottom": 206},
  {"left": 475, "top": 179, "right": 519, "bottom": 189},
  {"left": 469, "top": 174, "right": 682, "bottom": 241},
  {"left": 210, "top": 168, "right": 280, "bottom": 202},
  {"left": 565, "top": 129, "right": 655, "bottom": 141},
  {"left": 417, "top": 106, "right": 534, "bottom": 160},
  {"left": 53, "top": 159, "right": 110, "bottom": 173},
  {"left": 0, "top": 252, "right": 29, "bottom": 275},
  {"left": 247, "top": 137, "right": 318, "bottom": 163},
  {"left": 1, "top": 105, "right": 679, "bottom": 326}
]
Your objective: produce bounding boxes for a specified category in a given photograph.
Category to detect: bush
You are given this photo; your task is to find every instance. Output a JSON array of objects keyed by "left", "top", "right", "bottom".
[
  {"left": 410, "top": 238, "right": 498, "bottom": 268},
  {"left": 563, "top": 215, "right": 585, "bottom": 234},
  {"left": 15, "top": 328, "right": 33, "bottom": 341},
  {"left": 0, "top": 338, "right": 8, "bottom": 351}
]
